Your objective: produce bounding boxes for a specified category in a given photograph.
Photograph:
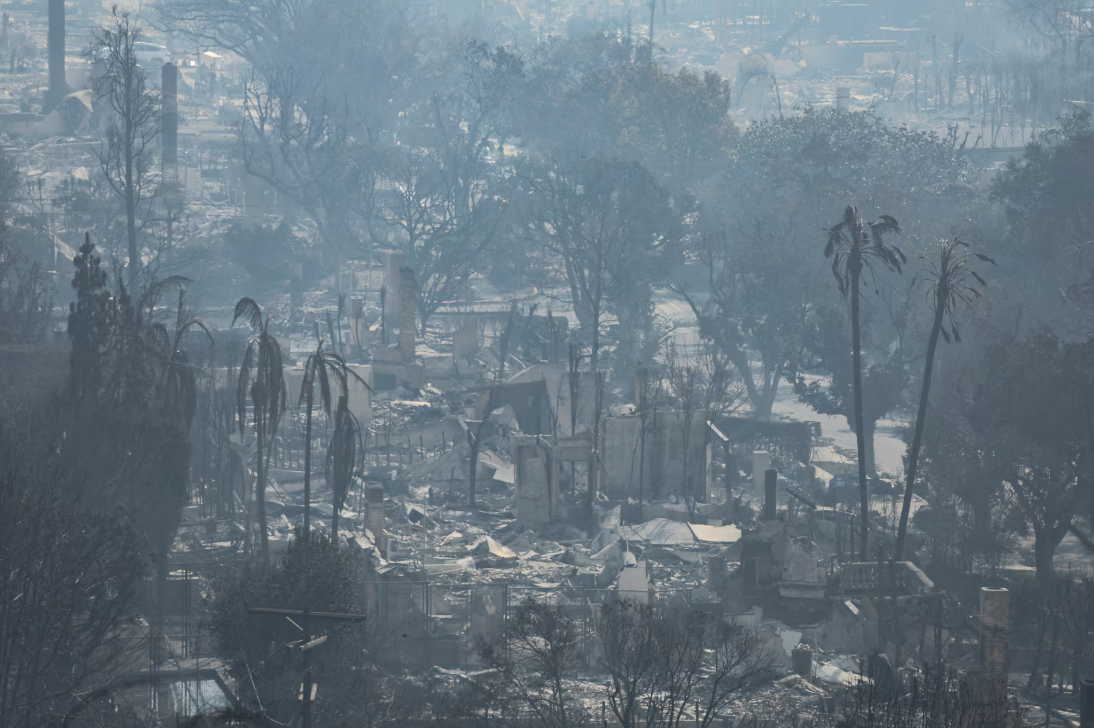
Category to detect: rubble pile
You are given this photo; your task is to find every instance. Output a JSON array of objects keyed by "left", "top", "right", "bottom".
[{"left": 167, "top": 292, "right": 974, "bottom": 723}]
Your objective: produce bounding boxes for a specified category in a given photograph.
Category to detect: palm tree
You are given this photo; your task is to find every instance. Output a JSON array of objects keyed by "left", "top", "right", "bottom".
[
  {"left": 148, "top": 283, "right": 213, "bottom": 430},
  {"left": 299, "top": 339, "right": 369, "bottom": 545},
  {"left": 824, "top": 206, "right": 904, "bottom": 561},
  {"left": 894, "top": 239, "right": 994, "bottom": 560},
  {"left": 326, "top": 394, "right": 365, "bottom": 541},
  {"left": 233, "top": 297, "right": 287, "bottom": 568},
  {"left": 141, "top": 279, "right": 212, "bottom": 670}
]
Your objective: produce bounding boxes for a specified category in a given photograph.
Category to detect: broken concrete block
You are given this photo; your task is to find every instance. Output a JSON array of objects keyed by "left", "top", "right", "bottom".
[
  {"left": 753, "top": 451, "right": 771, "bottom": 487},
  {"left": 625, "top": 518, "right": 695, "bottom": 545},
  {"left": 617, "top": 559, "right": 650, "bottom": 603},
  {"left": 792, "top": 645, "right": 814, "bottom": 679},
  {"left": 440, "top": 530, "right": 466, "bottom": 546},
  {"left": 471, "top": 536, "right": 517, "bottom": 560},
  {"left": 561, "top": 548, "right": 596, "bottom": 566},
  {"left": 688, "top": 522, "right": 741, "bottom": 544},
  {"left": 423, "top": 556, "right": 476, "bottom": 573}
]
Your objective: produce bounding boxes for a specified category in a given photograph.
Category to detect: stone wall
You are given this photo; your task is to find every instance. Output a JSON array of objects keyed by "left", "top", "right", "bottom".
[
  {"left": 282, "top": 364, "right": 372, "bottom": 428},
  {"left": 601, "top": 410, "right": 707, "bottom": 502}
]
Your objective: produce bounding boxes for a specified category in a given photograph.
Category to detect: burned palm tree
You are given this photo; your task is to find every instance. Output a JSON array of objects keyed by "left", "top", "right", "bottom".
[
  {"left": 148, "top": 283, "right": 213, "bottom": 430},
  {"left": 326, "top": 394, "right": 365, "bottom": 541},
  {"left": 233, "top": 297, "right": 287, "bottom": 567},
  {"left": 824, "top": 206, "right": 904, "bottom": 561},
  {"left": 324, "top": 293, "right": 348, "bottom": 358},
  {"left": 299, "top": 339, "right": 369, "bottom": 545},
  {"left": 147, "top": 282, "right": 213, "bottom": 671},
  {"left": 894, "top": 238, "right": 994, "bottom": 560}
]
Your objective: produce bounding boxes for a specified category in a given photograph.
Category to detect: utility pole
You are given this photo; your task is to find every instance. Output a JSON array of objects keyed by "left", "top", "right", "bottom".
[{"left": 248, "top": 606, "right": 367, "bottom": 728}]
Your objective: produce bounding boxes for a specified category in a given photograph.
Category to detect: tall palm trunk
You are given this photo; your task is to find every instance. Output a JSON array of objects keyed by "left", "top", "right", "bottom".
[
  {"left": 638, "top": 421, "right": 648, "bottom": 522},
  {"left": 1046, "top": 610, "right": 1061, "bottom": 726},
  {"left": 1026, "top": 608, "right": 1048, "bottom": 697},
  {"left": 1034, "top": 527, "right": 1057, "bottom": 587},
  {"left": 155, "top": 554, "right": 167, "bottom": 668},
  {"left": 331, "top": 500, "right": 340, "bottom": 542},
  {"left": 862, "top": 418, "right": 878, "bottom": 478},
  {"left": 587, "top": 374, "right": 602, "bottom": 523},
  {"left": 243, "top": 464, "right": 253, "bottom": 553},
  {"left": 303, "top": 386, "right": 313, "bottom": 545},
  {"left": 255, "top": 395, "right": 270, "bottom": 568},
  {"left": 851, "top": 263, "right": 869, "bottom": 561},
  {"left": 895, "top": 300, "right": 945, "bottom": 560},
  {"left": 590, "top": 305, "right": 600, "bottom": 375}
]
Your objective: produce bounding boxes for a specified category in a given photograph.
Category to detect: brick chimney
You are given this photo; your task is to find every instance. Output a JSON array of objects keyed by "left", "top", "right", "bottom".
[
  {"left": 635, "top": 366, "right": 648, "bottom": 408},
  {"left": 762, "top": 469, "right": 777, "bottom": 521},
  {"left": 979, "top": 587, "right": 1009, "bottom": 673},
  {"left": 365, "top": 484, "right": 386, "bottom": 557},
  {"left": 399, "top": 267, "right": 417, "bottom": 360},
  {"left": 46, "top": 0, "right": 65, "bottom": 111}
]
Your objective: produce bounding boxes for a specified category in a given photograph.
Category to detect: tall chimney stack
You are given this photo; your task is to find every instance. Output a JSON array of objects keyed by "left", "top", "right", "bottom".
[
  {"left": 836, "top": 87, "right": 851, "bottom": 111},
  {"left": 161, "top": 63, "right": 178, "bottom": 177},
  {"left": 46, "top": 0, "right": 65, "bottom": 111},
  {"left": 244, "top": 174, "right": 264, "bottom": 226},
  {"left": 383, "top": 251, "right": 405, "bottom": 333},
  {"left": 399, "top": 267, "right": 417, "bottom": 360},
  {"left": 762, "top": 469, "right": 777, "bottom": 521},
  {"left": 365, "top": 484, "right": 386, "bottom": 557},
  {"left": 979, "top": 587, "right": 1009, "bottom": 674},
  {"left": 634, "top": 366, "right": 648, "bottom": 409}
]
